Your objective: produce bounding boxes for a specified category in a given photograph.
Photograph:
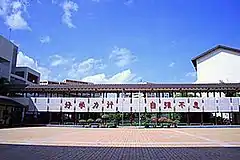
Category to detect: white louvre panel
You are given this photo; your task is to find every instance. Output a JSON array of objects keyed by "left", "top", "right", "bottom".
[
  {"left": 131, "top": 98, "right": 139, "bottom": 113},
  {"left": 122, "top": 98, "right": 131, "bottom": 112},
  {"left": 104, "top": 98, "right": 117, "bottom": 113},
  {"left": 175, "top": 98, "right": 188, "bottom": 112},
  {"left": 161, "top": 98, "right": 174, "bottom": 112},
  {"left": 75, "top": 98, "right": 88, "bottom": 112},
  {"left": 61, "top": 98, "right": 75, "bottom": 112},
  {"left": 218, "top": 97, "right": 231, "bottom": 112},
  {"left": 114, "top": 98, "right": 122, "bottom": 112},
  {"left": 146, "top": 98, "right": 159, "bottom": 112},
  {"left": 232, "top": 97, "right": 240, "bottom": 112},
  {"left": 48, "top": 98, "right": 61, "bottom": 112},
  {"left": 29, "top": 98, "right": 37, "bottom": 112},
  {"left": 35, "top": 98, "right": 47, "bottom": 112},
  {"left": 189, "top": 98, "right": 203, "bottom": 112},
  {"left": 89, "top": 98, "right": 103, "bottom": 113},
  {"left": 203, "top": 97, "right": 217, "bottom": 112}
]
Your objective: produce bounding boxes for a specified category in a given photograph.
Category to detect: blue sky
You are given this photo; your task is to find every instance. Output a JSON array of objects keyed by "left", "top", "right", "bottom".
[{"left": 0, "top": 0, "right": 240, "bottom": 83}]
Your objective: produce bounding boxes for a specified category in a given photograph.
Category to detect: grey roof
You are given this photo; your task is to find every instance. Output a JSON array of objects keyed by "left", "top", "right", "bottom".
[
  {"left": 20, "top": 83, "right": 240, "bottom": 92},
  {"left": 191, "top": 45, "right": 240, "bottom": 70},
  {"left": 0, "top": 96, "right": 25, "bottom": 108}
]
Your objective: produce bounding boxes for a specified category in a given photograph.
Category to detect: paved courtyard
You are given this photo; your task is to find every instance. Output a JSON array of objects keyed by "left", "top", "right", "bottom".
[{"left": 0, "top": 127, "right": 240, "bottom": 159}]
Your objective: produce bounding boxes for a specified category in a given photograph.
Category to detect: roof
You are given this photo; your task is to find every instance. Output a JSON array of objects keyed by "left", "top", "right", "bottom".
[
  {"left": 0, "top": 96, "right": 25, "bottom": 108},
  {"left": 6, "top": 83, "right": 239, "bottom": 92},
  {"left": 191, "top": 45, "right": 240, "bottom": 70}
]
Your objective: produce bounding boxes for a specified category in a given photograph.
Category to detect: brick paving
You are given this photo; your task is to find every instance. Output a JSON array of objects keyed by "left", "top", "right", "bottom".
[{"left": 0, "top": 127, "right": 240, "bottom": 159}]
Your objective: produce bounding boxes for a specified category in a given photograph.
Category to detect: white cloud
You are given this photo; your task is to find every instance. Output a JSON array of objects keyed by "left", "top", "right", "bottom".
[
  {"left": 82, "top": 69, "right": 139, "bottom": 84},
  {"left": 185, "top": 72, "right": 196, "bottom": 77},
  {"left": 61, "top": 0, "right": 78, "bottom": 28},
  {"left": 91, "top": 0, "right": 100, "bottom": 2},
  {"left": 0, "top": 0, "right": 31, "bottom": 30},
  {"left": 52, "top": 0, "right": 58, "bottom": 4},
  {"left": 168, "top": 62, "right": 175, "bottom": 67},
  {"left": 110, "top": 46, "right": 136, "bottom": 67},
  {"left": 40, "top": 36, "right": 51, "bottom": 44},
  {"left": 68, "top": 58, "right": 106, "bottom": 79},
  {"left": 124, "top": 0, "right": 134, "bottom": 5},
  {"left": 49, "top": 54, "right": 69, "bottom": 66},
  {"left": 17, "top": 51, "right": 51, "bottom": 80}
]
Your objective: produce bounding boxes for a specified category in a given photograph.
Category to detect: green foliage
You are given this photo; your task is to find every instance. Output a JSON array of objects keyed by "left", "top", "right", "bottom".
[
  {"left": 79, "top": 119, "right": 86, "bottom": 123},
  {"left": 158, "top": 117, "right": 168, "bottom": 123},
  {"left": 173, "top": 120, "right": 180, "bottom": 124},
  {"left": 95, "top": 118, "right": 102, "bottom": 123},
  {"left": 87, "top": 118, "right": 94, "bottom": 123},
  {"left": 101, "top": 114, "right": 109, "bottom": 119}
]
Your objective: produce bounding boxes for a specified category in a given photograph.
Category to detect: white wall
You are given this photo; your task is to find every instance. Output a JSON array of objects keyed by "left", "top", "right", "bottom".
[{"left": 196, "top": 49, "right": 240, "bottom": 83}]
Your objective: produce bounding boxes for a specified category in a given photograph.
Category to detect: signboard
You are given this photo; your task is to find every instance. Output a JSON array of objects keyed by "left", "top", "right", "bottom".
[
  {"left": 48, "top": 98, "right": 61, "bottom": 112},
  {"left": 75, "top": 98, "right": 88, "bottom": 112},
  {"left": 161, "top": 98, "right": 174, "bottom": 112},
  {"left": 145, "top": 98, "right": 159, "bottom": 112},
  {"left": 189, "top": 98, "right": 203, "bottom": 112},
  {"left": 175, "top": 98, "right": 188, "bottom": 112},
  {"left": 35, "top": 97, "right": 47, "bottom": 112},
  {"left": 232, "top": 97, "right": 240, "bottom": 112},
  {"left": 89, "top": 98, "right": 103, "bottom": 113},
  {"left": 32, "top": 97, "right": 239, "bottom": 113},
  {"left": 203, "top": 97, "right": 217, "bottom": 112},
  {"left": 218, "top": 97, "right": 231, "bottom": 112}
]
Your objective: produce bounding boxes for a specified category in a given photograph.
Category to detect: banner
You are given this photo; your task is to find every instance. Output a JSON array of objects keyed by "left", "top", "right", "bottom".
[
  {"left": 145, "top": 98, "right": 159, "bottom": 112},
  {"left": 32, "top": 97, "right": 239, "bottom": 113},
  {"left": 232, "top": 97, "right": 240, "bottom": 112},
  {"left": 48, "top": 98, "right": 61, "bottom": 112},
  {"left": 89, "top": 98, "right": 103, "bottom": 112},
  {"left": 218, "top": 97, "right": 231, "bottom": 112},
  {"left": 161, "top": 98, "right": 174, "bottom": 112},
  {"left": 189, "top": 98, "right": 203, "bottom": 112},
  {"left": 32, "top": 97, "right": 47, "bottom": 112},
  {"left": 175, "top": 98, "right": 189, "bottom": 112},
  {"left": 61, "top": 98, "right": 75, "bottom": 112},
  {"left": 103, "top": 98, "right": 117, "bottom": 113},
  {"left": 75, "top": 98, "right": 88, "bottom": 112},
  {"left": 204, "top": 97, "right": 217, "bottom": 112}
]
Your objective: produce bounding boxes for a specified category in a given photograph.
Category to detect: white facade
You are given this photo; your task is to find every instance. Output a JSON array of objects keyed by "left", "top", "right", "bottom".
[{"left": 194, "top": 48, "right": 240, "bottom": 83}]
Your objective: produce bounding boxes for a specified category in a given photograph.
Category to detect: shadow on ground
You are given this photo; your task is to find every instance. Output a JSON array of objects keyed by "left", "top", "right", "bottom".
[{"left": 0, "top": 144, "right": 239, "bottom": 160}]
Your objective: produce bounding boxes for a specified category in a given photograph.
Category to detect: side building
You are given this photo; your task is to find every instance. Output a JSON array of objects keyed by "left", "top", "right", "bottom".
[{"left": 0, "top": 35, "right": 40, "bottom": 128}]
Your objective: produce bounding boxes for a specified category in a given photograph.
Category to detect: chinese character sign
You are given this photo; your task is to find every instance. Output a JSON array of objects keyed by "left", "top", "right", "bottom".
[
  {"left": 106, "top": 101, "right": 114, "bottom": 109},
  {"left": 175, "top": 98, "right": 188, "bottom": 112},
  {"left": 178, "top": 102, "right": 185, "bottom": 108},
  {"left": 93, "top": 102, "right": 99, "bottom": 109},
  {"left": 62, "top": 98, "right": 75, "bottom": 112},
  {"left": 79, "top": 101, "right": 85, "bottom": 109},
  {"left": 161, "top": 98, "right": 174, "bottom": 112},
  {"left": 164, "top": 102, "right": 171, "bottom": 109},
  {"left": 190, "top": 98, "right": 202, "bottom": 112},
  {"left": 65, "top": 101, "right": 72, "bottom": 109},
  {"left": 89, "top": 98, "right": 102, "bottom": 112},
  {"left": 150, "top": 101, "right": 156, "bottom": 110}
]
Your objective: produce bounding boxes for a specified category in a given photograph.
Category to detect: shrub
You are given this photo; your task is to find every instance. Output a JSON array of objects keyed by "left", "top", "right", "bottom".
[
  {"left": 101, "top": 114, "right": 109, "bottom": 119},
  {"left": 151, "top": 117, "right": 158, "bottom": 123},
  {"left": 166, "top": 119, "right": 173, "bottom": 123},
  {"left": 79, "top": 119, "right": 86, "bottom": 123},
  {"left": 173, "top": 120, "right": 180, "bottom": 124},
  {"left": 95, "top": 118, "right": 102, "bottom": 123},
  {"left": 158, "top": 117, "right": 168, "bottom": 123},
  {"left": 87, "top": 118, "right": 94, "bottom": 123}
]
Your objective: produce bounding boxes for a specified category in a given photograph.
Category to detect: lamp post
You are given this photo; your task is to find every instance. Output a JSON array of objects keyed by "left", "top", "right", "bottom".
[{"left": 121, "top": 90, "right": 124, "bottom": 126}]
